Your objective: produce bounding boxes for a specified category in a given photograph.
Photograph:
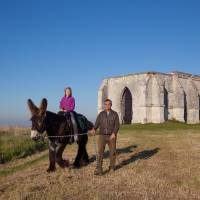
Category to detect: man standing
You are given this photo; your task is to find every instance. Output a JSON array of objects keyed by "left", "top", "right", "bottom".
[{"left": 92, "top": 99, "right": 120, "bottom": 175}]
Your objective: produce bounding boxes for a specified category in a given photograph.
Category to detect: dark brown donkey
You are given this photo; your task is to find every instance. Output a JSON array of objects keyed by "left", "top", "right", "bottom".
[{"left": 27, "top": 98, "right": 92, "bottom": 172}]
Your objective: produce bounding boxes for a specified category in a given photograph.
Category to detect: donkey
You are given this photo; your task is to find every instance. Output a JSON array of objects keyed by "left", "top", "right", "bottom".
[{"left": 27, "top": 98, "right": 91, "bottom": 172}]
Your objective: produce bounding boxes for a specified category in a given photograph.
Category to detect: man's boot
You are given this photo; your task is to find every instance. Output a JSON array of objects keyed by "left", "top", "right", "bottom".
[
  {"left": 109, "top": 151, "right": 116, "bottom": 173},
  {"left": 94, "top": 154, "right": 103, "bottom": 176},
  {"left": 108, "top": 166, "right": 116, "bottom": 173}
]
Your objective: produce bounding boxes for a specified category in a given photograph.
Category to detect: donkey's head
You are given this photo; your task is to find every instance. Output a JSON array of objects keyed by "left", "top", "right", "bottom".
[{"left": 27, "top": 98, "right": 48, "bottom": 140}]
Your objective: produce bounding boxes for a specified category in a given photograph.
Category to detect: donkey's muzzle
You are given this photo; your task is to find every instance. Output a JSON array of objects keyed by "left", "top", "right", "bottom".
[{"left": 31, "top": 130, "right": 40, "bottom": 141}]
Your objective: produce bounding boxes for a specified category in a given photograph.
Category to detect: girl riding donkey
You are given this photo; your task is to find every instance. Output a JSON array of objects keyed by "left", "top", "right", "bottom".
[
  {"left": 27, "top": 86, "right": 94, "bottom": 171},
  {"left": 59, "top": 87, "right": 78, "bottom": 143},
  {"left": 27, "top": 96, "right": 93, "bottom": 171}
]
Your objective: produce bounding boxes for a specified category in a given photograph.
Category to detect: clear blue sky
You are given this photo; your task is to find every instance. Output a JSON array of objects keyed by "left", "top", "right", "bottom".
[{"left": 0, "top": 0, "right": 200, "bottom": 126}]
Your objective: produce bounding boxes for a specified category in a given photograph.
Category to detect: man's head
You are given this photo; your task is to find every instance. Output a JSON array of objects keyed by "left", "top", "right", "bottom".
[{"left": 104, "top": 99, "right": 112, "bottom": 111}]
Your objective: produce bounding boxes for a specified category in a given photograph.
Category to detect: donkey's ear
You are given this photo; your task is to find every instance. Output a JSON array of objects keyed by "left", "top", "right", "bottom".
[
  {"left": 39, "top": 98, "right": 48, "bottom": 115},
  {"left": 27, "top": 99, "right": 39, "bottom": 115}
]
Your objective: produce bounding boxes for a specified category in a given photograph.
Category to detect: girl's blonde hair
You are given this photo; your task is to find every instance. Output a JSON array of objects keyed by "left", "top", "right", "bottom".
[{"left": 64, "top": 87, "right": 72, "bottom": 97}]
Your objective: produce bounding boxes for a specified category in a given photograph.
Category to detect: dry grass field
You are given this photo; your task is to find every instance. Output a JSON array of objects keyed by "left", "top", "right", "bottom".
[{"left": 0, "top": 122, "right": 200, "bottom": 200}]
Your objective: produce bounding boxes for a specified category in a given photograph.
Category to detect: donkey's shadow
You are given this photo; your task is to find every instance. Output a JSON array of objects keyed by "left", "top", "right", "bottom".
[{"left": 89, "top": 144, "right": 160, "bottom": 172}]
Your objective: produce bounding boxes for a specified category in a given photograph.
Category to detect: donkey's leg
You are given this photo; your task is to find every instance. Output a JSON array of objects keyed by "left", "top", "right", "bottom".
[
  {"left": 56, "top": 143, "right": 69, "bottom": 168},
  {"left": 73, "top": 135, "right": 88, "bottom": 167},
  {"left": 82, "top": 145, "right": 89, "bottom": 163},
  {"left": 73, "top": 139, "right": 83, "bottom": 167},
  {"left": 47, "top": 146, "right": 56, "bottom": 172},
  {"left": 82, "top": 135, "right": 89, "bottom": 164}
]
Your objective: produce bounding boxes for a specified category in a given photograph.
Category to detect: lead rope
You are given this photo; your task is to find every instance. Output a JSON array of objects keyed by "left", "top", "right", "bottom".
[{"left": 44, "top": 132, "right": 89, "bottom": 139}]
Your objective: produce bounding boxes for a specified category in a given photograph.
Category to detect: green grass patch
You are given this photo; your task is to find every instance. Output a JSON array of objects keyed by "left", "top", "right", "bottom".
[
  {"left": 120, "top": 121, "right": 200, "bottom": 132},
  {"left": 0, "top": 128, "right": 48, "bottom": 163}
]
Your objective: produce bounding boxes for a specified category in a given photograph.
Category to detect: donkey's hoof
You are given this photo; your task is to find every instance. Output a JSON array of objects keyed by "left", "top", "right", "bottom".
[
  {"left": 64, "top": 160, "right": 70, "bottom": 167},
  {"left": 47, "top": 167, "right": 56, "bottom": 173},
  {"left": 58, "top": 160, "right": 70, "bottom": 168},
  {"left": 81, "top": 160, "right": 89, "bottom": 166},
  {"left": 72, "top": 163, "right": 81, "bottom": 169}
]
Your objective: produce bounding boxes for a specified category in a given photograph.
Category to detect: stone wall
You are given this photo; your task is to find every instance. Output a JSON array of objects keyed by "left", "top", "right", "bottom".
[{"left": 98, "top": 71, "right": 200, "bottom": 124}]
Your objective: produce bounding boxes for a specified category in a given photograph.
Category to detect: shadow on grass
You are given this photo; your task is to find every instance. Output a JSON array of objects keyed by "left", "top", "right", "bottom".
[
  {"left": 114, "top": 147, "right": 160, "bottom": 171},
  {"left": 89, "top": 145, "right": 160, "bottom": 174},
  {"left": 89, "top": 144, "right": 138, "bottom": 163}
]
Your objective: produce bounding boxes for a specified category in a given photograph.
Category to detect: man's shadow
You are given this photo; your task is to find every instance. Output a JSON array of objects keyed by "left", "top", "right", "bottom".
[
  {"left": 89, "top": 144, "right": 138, "bottom": 163},
  {"left": 114, "top": 147, "right": 160, "bottom": 171},
  {"left": 89, "top": 145, "right": 160, "bottom": 172}
]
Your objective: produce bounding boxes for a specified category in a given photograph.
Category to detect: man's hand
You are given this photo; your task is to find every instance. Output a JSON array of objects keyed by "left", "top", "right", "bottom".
[
  {"left": 90, "top": 128, "right": 96, "bottom": 136},
  {"left": 109, "top": 133, "right": 116, "bottom": 140}
]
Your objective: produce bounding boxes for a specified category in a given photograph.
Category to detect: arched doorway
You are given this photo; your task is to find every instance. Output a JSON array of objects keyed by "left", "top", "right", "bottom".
[
  {"left": 199, "top": 95, "right": 200, "bottom": 121},
  {"left": 184, "top": 91, "right": 187, "bottom": 123},
  {"left": 121, "top": 87, "right": 133, "bottom": 124},
  {"left": 164, "top": 88, "right": 169, "bottom": 121}
]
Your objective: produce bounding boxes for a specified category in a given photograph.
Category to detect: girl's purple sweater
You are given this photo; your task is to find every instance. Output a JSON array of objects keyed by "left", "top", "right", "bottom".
[{"left": 59, "top": 96, "right": 75, "bottom": 112}]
